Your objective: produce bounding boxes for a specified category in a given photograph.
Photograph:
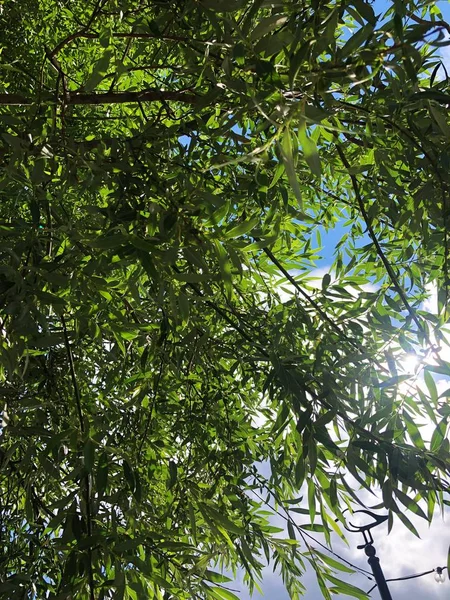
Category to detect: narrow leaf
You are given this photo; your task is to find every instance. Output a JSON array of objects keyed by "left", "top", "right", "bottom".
[{"left": 278, "top": 130, "right": 303, "bottom": 209}]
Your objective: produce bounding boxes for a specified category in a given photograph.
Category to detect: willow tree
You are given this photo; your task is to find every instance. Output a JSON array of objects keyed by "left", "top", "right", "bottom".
[{"left": 0, "top": 0, "right": 449, "bottom": 598}]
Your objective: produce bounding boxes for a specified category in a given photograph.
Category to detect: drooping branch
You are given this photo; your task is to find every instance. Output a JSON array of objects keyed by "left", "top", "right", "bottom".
[
  {"left": 61, "top": 315, "right": 95, "bottom": 600},
  {"left": 61, "top": 315, "right": 84, "bottom": 432},
  {"left": 409, "top": 13, "right": 450, "bottom": 36},
  {"left": 335, "top": 144, "right": 428, "bottom": 339},
  {"left": 258, "top": 244, "right": 390, "bottom": 375},
  {"left": 0, "top": 89, "right": 200, "bottom": 106},
  {"left": 50, "top": 31, "right": 232, "bottom": 57}
]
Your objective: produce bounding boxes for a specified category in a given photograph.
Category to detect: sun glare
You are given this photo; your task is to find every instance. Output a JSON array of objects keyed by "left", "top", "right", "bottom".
[{"left": 398, "top": 353, "right": 421, "bottom": 374}]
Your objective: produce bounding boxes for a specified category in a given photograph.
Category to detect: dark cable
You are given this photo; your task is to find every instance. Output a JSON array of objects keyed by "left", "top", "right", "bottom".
[{"left": 367, "top": 567, "right": 446, "bottom": 595}]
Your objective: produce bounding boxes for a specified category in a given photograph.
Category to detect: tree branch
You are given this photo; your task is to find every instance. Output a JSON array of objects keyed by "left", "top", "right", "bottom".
[
  {"left": 335, "top": 144, "right": 427, "bottom": 338},
  {"left": 173, "top": 265, "right": 268, "bottom": 357},
  {"left": 409, "top": 13, "right": 450, "bottom": 36},
  {"left": 259, "top": 245, "right": 389, "bottom": 375},
  {"left": 50, "top": 31, "right": 232, "bottom": 57},
  {"left": 0, "top": 89, "right": 199, "bottom": 106},
  {"left": 61, "top": 315, "right": 95, "bottom": 600},
  {"left": 61, "top": 315, "right": 84, "bottom": 431}
]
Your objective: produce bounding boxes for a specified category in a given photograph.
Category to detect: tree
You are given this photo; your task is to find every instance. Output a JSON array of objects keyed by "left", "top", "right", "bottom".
[{"left": 0, "top": 0, "right": 449, "bottom": 598}]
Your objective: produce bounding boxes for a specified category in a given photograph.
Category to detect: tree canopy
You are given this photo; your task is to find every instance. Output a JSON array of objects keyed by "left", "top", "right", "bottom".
[{"left": 1, "top": 0, "right": 450, "bottom": 598}]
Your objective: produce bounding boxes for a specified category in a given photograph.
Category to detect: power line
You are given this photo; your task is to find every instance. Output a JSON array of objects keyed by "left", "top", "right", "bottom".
[{"left": 366, "top": 567, "right": 448, "bottom": 595}]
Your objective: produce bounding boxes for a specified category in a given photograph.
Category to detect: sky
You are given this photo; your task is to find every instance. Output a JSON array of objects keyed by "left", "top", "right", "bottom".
[
  {"left": 231, "top": 463, "right": 449, "bottom": 600},
  {"left": 229, "top": 1, "right": 450, "bottom": 598}
]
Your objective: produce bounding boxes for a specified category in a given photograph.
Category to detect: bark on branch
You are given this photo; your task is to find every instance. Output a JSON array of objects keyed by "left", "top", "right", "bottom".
[{"left": 0, "top": 89, "right": 199, "bottom": 106}]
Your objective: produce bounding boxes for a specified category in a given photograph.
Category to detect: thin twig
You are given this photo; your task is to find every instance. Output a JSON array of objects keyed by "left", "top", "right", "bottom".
[
  {"left": 50, "top": 31, "right": 232, "bottom": 57},
  {"left": 409, "top": 13, "right": 450, "bottom": 35},
  {"left": 61, "top": 315, "right": 95, "bottom": 600},
  {"left": 338, "top": 100, "right": 450, "bottom": 333},
  {"left": 251, "top": 478, "right": 373, "bottom": 579},
  {"left": 61, "top": 315, "right": 84, "bottom": 431},
  {"left": 259, "top": 244, "right": 390, "bottom": 375},
  {"left": 172, "top": 265, "right": 269, "bottom": 356},
  {"left": 137, "top": 350, "right": 165, "bottom": 458},
  {"left": 335, "top": 144, "right": 427, "bottom": 339}
]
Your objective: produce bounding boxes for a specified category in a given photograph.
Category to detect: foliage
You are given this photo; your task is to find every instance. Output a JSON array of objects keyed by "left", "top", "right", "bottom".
[{"left": 0, "top": 0, "right": 450, "bottom": 598}]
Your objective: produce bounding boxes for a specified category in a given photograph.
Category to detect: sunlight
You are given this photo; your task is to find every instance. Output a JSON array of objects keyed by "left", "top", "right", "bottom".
[{"left": 397, "top": 353, "right": 421, "bottom": 374}]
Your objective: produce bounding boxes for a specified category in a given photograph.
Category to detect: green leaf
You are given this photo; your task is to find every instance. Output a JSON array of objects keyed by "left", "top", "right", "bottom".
[
  {"left": 38, "top": 454, "right": 59, "bottom": 479},
  {"left": 178, "top": 292, "right": 190, "bottom": 324},
  {"left": 213, "top": 239, "right": 233, "bottom": 297},
  {"left": 308, "top": 437, "right": 318, "bottom": 475},
  {"left": 204, "top": 571, "right": 233, "bottom": 584},
  {"left": 269, "top": 163, "right": 285, "bottom": 189},
  {"left": 149, "top": 573, "right": 175, "bottom": 591},
  {"left": 396, "top": 510, "right": 421, "bottom": 538},
  {"left": 224, "top": 217, "right": 259, "bottom": 238},
  {"left": 298, "top": 120, "right": 321, "bottom": 177},
  {"left": 168, "top": 459, "right": 177, "bottom": 489},
  {"left": 341, "top": 24, "right": 374, "bottom": 57},
  {"left": 96, "top": 452, "right": 109, "bottom": 497},
  {"left": 316, "top": 571, "right": 332, "bottom": 600},
  {"left": 200, "top": 0, "right": 245, "bottom": 12},
  {"left": 403, "top": 411, "right": 425, "bottom": 450},
  {"left": 325, "top": 574, "right": 368, "bottom": 599},
  {"left": 123, "top": 460, "right": 136, "bottom": 493},
  {"left": 352, "top": 0, "right": 376, "bottom": 25},
  {"left": 87, "top": 234, "right": 128, "bottom": 249},
  {"left": 201, "top": 504, "right": 245, "bottom": 535},
  {"left": 313, "top": 549, "right": 355, "bottom": 573},
  {"left": 429, "top": 104, "right": 450, "bottom": 138},
  {"left": 130, "top": 235, "right": 158, "bottom": 253},
  {"left": 84, "top": 49, "right": 112, "bottom": 91},
  {"left": 382, "top": 479, "right": 393, "bottom": 509},
  {"left": 205, "top": 204, "right": 228, "bottom": 229},
  {"left": 173, "top": 271, "right": 211, "bottom": 283},
  {"left": 287, "top": 519, "right": 296, "bottom": 540},
  {"left": 424, "top": 370, "right": 438, "bottom": 403},
  {"left": 426, "top": 364, "right": 450, "bottom": 377},
  {"left": 208, "top": 587, "right": 241, "bottom": 600},
  {"left": 189, "top": 503, "right": 197, "bottom": 545},
  {"left": 278, "top": 130, "right": 303, "bottom": 209},
  {"left": 250, "top": 15, "right": 288, "bottom": 41},
  {"left": 322, "top": 273, "right": 331, "bottom": 291},
  {"left": 393, "top": 489, "right": 427, "bottom": 520},
  {"left": 430, "top": 418, "right": 447, "bottom": 452}
]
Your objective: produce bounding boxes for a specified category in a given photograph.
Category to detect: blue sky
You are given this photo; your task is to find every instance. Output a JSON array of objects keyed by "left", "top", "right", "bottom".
[{"left": 229, "top": 1, "right": 450, "bottom": 599}]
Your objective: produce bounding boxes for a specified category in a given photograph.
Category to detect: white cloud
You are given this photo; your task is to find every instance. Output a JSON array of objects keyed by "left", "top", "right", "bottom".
[
  {"left": 422, "top": 282, "right": 438, "bottom": 314},
  {"left": 233, "top": 498, "right": 449, "bottom": 599}
]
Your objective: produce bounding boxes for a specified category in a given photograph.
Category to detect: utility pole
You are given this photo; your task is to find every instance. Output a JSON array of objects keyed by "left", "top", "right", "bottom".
[{"left": 344, "top": 510, "right": 393, "bottom": 600}]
